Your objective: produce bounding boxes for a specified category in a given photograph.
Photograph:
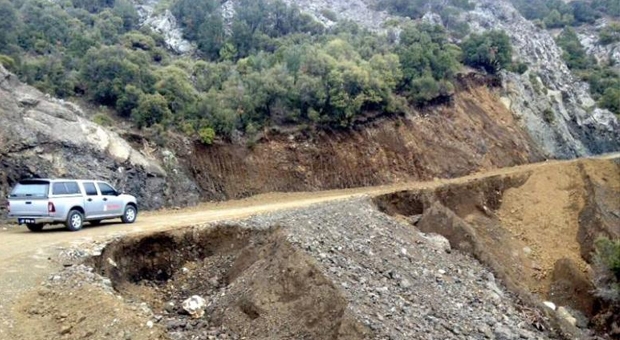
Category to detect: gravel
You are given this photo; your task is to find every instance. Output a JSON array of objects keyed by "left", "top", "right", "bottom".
[{"left": 210, "top": 197, "right": 553, "bottom": 339}]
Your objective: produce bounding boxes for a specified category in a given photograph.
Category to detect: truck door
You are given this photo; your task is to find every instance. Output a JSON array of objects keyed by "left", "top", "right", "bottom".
[
  {"left": 97, "top": 182, "right": 123, "bottom": 216},
  {"left": 82, "top": 182, "right": 103, "bottom": 218}
]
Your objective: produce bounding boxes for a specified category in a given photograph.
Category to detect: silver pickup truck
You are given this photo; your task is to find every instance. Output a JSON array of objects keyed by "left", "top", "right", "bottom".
[{"left": 7, "top": 179, "right": 138, "bottom": 232}]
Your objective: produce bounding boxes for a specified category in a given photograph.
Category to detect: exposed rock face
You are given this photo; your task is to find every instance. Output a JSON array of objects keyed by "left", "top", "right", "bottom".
[
  {"left": 134, "top": 0, "right": 194, "bottom": 54},
  {"left": 0, "top": 65, "right": 200, "bottom": 214},
  {"left": 280, "top": 0, "right": 391, "bottom": 30},
  {"left": 465, "top": 0, "right": 620, "bottom": 158},
  {"left": 577, "top": 19, "right": 620, "bottom": 70}
]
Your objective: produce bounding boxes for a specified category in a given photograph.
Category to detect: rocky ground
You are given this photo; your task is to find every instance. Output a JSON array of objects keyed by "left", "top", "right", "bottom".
[
  {"left": 3, "top": 156, "right": 618, "bottom": 340},
  {"left": 10, "top": 199, "right": 557, "bottom": 340}
]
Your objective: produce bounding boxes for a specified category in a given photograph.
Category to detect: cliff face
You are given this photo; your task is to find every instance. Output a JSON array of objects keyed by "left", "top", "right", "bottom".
[
  {"left": 464, "top": 0, "right": 620, "bottom": 158},
  {"left": 187, "top": 78, "right": 542, "bottom": 200},
  {"left": 0, "top": 65, "right": 200, "bottom": 214}
]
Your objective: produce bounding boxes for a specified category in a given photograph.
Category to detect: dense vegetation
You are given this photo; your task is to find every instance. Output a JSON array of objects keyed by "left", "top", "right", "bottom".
[
  {"left": 0, "top": 0, "right": 517, "bottom": 144},
  {"left": 509, "top": 0, "right": 619, "bottom": 28}
]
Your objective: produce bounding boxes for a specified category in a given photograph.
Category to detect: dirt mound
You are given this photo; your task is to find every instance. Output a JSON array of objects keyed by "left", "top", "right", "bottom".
[
  {"left": 93, "top": 225, "right": 367, "bottom": 340},
  {"left": 374, "top": 157, "right": 620, "bottom": 337}
]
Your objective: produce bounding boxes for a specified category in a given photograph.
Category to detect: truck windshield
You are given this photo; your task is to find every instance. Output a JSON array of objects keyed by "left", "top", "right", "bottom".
[{"left": 10, "top": 181, "right": 49, "bottom": 198}]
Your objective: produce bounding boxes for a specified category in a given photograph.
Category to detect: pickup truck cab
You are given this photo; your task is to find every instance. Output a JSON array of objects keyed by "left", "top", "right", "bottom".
[{"left": 7, "top": 179, "right": 138, "bottom": 232}]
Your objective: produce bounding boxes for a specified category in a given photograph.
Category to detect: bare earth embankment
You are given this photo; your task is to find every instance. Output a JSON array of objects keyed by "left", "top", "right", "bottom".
[{"left": 0, "top": 154, "right": 618, "bottom": 340}]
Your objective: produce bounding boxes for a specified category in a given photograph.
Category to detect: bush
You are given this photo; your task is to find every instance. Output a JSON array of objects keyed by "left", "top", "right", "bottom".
[
  {"left": 599, "top": 22, "right": 620, "bottom": 45},
  {"left": 593, "top": 237, "right": 620, "bottom": 302},
  {"left": 92, "top": 112, "right": 113, "bottom": 126},
  {"left": 320, "top": 9, "right": 338, "bottom": 22},
  {"left": 0, "top": 54, "right": 15, "bottom": 71},
  {"left": 461, "top": 30, "right": 513, "bottom": 74},
  {"left": 198, "top": 126, "right": 216, "bottom": 145},
  {"left": 131, "top": 93, "right": 171, "bottom": 128}
]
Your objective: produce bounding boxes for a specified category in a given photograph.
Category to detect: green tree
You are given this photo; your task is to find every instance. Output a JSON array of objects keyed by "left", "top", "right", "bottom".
[
  {"left": 0, "top": 0, "right": 20, "bottom": 52},
  {"left": 599, "top": 88, "right": 620, "bottom": 115},
  {"left": 79, "top": 46, "right": 155, "bottom": 106},
  {"left": 600, "top": 23, "right": 620, "bottom": 45},
  {"left": 556, "top": 27, "right": 592, "bottom": 70},
  {"left": 461, "top": 30, "right": 512, "bottom": 74},
  {"left": 131, "top": 93, "right": 171, "bottom": 128},
  {"left": 154, "top": 66, "right": 199, "bottom": 117},
  {"left": 115, "top": 84, "right": 143, "bottom": 117}
]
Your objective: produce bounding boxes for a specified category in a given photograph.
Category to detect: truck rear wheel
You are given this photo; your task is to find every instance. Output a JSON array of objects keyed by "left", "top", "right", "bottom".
[
  {"left": 26, "top": 223, "right": 44, "bottom": 232},
  {"left": 66, "top": 210, "right": 84, "bottom": 232}
]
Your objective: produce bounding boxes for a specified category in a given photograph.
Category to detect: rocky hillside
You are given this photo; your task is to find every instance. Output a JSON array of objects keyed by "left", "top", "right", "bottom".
[
  {"left": 465, "top": 0, "right": 619, "bottom": 157},
  {"left": 0, "top": 0, "right": 619, "bottom": 211},
  {"left": 137, "top": 0, "right": 619, "bottom": 158},
  {"left": 0, "top": 65, "right": 200, "bottom": 213}
]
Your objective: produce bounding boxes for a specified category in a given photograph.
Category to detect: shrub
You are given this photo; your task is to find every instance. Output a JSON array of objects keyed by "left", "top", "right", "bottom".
[
  {"left": 0, "top": 54, "right": 15, "bottom": 71},
  {"left": 461, "top": 30, "right": 513, "bottom": 74},
  {"left": 599, "top": 22, "right": 620, "bottom": 45},
  {"left": 198, "top": 126, "right": 216, "bottom": 145},
  {"left": 92, "top": 113, "right": 113, "bottom": 126},
  {"left": 593, "top": 237, "right": 620, "bottom": 302},
  {"left": 320, "top": 9, "right": 338, "bottom": 22}
]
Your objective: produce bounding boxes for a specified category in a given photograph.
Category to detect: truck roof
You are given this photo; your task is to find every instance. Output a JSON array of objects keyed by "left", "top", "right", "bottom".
[{"left": 18, "top": 179, "right": 110, "bottom": 183}]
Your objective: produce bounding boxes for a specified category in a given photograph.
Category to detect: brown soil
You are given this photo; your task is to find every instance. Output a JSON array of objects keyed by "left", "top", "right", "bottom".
[
  {"left": 187, "top": 83, "right": 542, "bottom": 200},
  {"left": 93, "top": 225, "right": 368, "bottom": 340},
  {"left": 374, "top": 157, "right": 620, "bottom": 335},
  {"left": 1, "top": 155, "right": 618, "bottom": 340},
  {"left": 11, "top": 283, "right": 167, "bottom": 340},
  {"left": 497, "top": 161, "right": 589, "bottom": 294}
]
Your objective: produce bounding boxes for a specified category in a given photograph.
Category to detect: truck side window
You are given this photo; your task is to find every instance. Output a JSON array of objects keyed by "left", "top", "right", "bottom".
[
  {"left": 65, "top": 182, "right": 80, "bottom": 194},
  {"left": 98, "top": 183, "right": 116, "bottom": 196},
  {"left": 52, "top": 183, "right": 68, "bottom": 195},
  {"left": 83, "top": 182, "right": 98, "bottom": 196},
  {"left": 52, "top": 182, "right": 80, "bottom": 195}
]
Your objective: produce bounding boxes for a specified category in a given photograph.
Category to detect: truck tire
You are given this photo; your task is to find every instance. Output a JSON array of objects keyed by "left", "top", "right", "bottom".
[
  {"left": 66, "top": 210, "right": 84, "bottom": 232},
  {"left": 121, "top": 205, "right": 137, "bottom": 224},
  {"left": 26, "top": 223, "right": 44, "bottom": 232}
]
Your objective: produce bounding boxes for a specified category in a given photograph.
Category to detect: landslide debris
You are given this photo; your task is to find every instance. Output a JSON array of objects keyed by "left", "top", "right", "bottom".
[
  {"left": 375, "top": 157, "right": 620, "bottom": 337},
  {"left": 8, "top": 157, "right": 618, "bottom": 340},
  {"left": 83, "top": 199, "right": 550, "bottom": 340}
]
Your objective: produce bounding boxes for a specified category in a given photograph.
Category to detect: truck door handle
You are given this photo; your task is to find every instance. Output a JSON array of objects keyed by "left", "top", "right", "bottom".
[
  {"left": 87, "top": 198, "right": 92, "bottom": 202},
  {"left": 103, "top": 198, "right": 108, "bottom": 201},
  {"left": 25, "top": 201, "right": 32, "bottom": 205}
]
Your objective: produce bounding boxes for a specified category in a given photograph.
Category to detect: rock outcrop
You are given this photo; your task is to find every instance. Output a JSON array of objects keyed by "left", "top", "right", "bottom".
[
  {"left": 0, "top": 65, "right": 200, "bottom": 215},
  {"left": 134, "top": 0, "right": 194, "bottom": 54},
  {"left": 464, "top": 0, "right": 620, "bottom": 158},
  {"left": 577, "top": 19, "right": 620, "bottom": 70}
]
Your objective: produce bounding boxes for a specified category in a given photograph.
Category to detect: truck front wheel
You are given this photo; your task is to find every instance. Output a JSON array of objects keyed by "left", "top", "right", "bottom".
[{"left": 121, "top": 205, "right": 137, "bottom": 224}]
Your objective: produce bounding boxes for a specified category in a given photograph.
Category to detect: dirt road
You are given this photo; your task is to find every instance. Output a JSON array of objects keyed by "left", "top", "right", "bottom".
[
  {"left": 1, "top": 152, "right": 617, "bottom": 263},
  {"left": 0, "top": 152, "right": 618, "bottom": 338}
]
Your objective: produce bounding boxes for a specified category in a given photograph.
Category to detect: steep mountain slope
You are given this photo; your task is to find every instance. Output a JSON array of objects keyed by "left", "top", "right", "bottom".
[
  {"left": 0, "top": 65, "right": 200, "bottom": 212},
  {"left": 0, "top": 0, "right": 618, "bottom": 210},
  {"left": 465, "top": 0, "right": 619, "bottom": 157}
]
